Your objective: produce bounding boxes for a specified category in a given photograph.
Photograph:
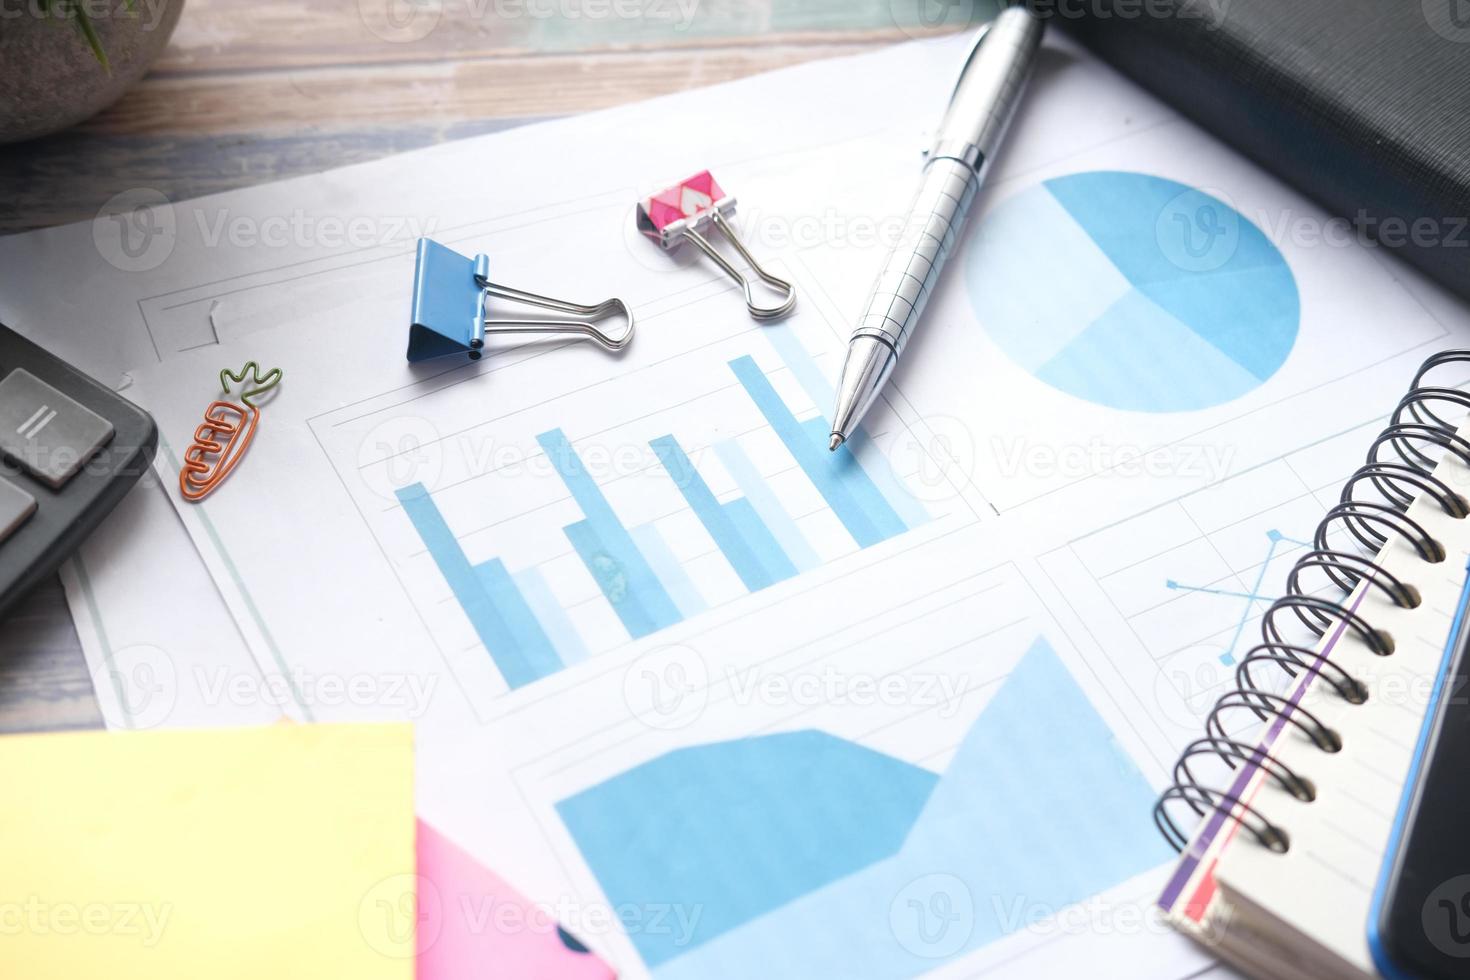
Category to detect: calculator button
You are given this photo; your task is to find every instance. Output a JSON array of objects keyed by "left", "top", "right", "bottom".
[
  {"left": 0, "top": 369, "right": 115, "bottom": 489},
  {"left": 0, "top": 477, "right": 36, "bottom": 545}
]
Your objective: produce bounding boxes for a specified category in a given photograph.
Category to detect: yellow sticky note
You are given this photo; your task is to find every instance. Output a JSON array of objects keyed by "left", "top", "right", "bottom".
[{"left": 0, "top": 723, "right": 415, "bottom": 979}]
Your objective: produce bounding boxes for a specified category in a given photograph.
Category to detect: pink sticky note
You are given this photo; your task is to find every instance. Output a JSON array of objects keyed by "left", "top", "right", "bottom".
[{"left": 417, "top": 820, "right": 616, "bottom": 980}]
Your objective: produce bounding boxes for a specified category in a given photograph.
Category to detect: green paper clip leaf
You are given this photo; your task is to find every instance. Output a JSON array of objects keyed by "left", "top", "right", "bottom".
[{"left": 221, "top": 362, "right": 284, "bottom": 409}]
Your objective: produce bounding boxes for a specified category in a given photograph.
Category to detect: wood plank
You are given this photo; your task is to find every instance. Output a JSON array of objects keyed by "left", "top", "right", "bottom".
[
  {"left": 157, "top": 0, "right": 969, "bottom": 72},
  {"left": 0, "top": 119, "right": 538, "bottom": 234},
  {"left": 0, "top": 578, "right": 103, "bottom": 734},
  {"left": 4, "top": 34, "right": 950, "bottom": 231},
  {"left": 86, "top": 41, "right": 904, "bottom": 136}
]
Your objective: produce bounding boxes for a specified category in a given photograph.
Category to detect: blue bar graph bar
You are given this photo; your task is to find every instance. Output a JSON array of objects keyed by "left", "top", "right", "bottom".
[
  {"left": 538, "top": 428, "right": 682, "bottom": 638},
  {"left": 514, "top": 566, "right": 589, "bottom": 665},
  {"left": 724, "top": 498, "right": 798, "bottom": 584},
  {"left": 765, "top": 320, "right": 929, "bottom": 530},
  {"left": 651, "top": 435, "right": 792, "bottom": 592},
  {"left": 713, "top": 440, "right": 820, "bottom": 573},
  {"left": 565, "top": 519, "right": 658, "bottom": 639},
  {"left": 474, "top": 559, "right": 563, "bottom": 687},
  {"left": 799, "top": 417, "right": 908, "bottom": 541},
  {"left": 632, "top": 523, "right": 707, "bottom": 619},
  {"left": 396, "top": 483, "right": 556, "bottom": 689},
  {"left": 847, "top": 437, "right": 931, "bottom": 531},
  {"left": 729, "top": 356, "right": 904, "bottom": 549},
  {"left": 764, "top": 319, "right": 836, "bottom": 409}
]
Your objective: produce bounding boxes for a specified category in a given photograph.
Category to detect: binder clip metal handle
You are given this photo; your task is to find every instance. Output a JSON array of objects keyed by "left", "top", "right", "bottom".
[
  {"left": 638, "top": 170, "right": 796, "bottom": 321},
  {"left": 473, "top": 256, "right": 634, "bottom": 354},
  {"left": 408, "top": 239, "right": 634, "bottom": 363},
  {"left": 677, "top": 211, "right": 796, "bottom": 321}
]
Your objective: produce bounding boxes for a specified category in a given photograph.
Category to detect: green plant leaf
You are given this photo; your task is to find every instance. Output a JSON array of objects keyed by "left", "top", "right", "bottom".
[
  {"left": 74, "top": 11, "right": 111, "bottom": 74},
  {"left": 40, "top": 0, "right": 112, "bottom": 72}
]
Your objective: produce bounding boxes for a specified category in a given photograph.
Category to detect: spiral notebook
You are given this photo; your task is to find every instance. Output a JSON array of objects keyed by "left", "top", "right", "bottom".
[{"left": 1156, "top": 350, "right": 1470, "bottom": 979}]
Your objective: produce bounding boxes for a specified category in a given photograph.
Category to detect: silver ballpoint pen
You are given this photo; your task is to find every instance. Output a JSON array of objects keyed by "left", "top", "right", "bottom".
[{"left": 828, "top": 7, "right": 1045, "bottom": 451}]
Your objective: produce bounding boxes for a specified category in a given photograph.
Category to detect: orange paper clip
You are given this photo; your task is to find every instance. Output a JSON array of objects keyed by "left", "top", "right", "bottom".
[{"left": 179, "top": 362, "right": 283, "bottom": 502}]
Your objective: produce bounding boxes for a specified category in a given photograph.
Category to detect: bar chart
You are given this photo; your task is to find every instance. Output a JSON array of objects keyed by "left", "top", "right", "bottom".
[{"left": 330, "top": 306, "right": 946, "bottom": 694}]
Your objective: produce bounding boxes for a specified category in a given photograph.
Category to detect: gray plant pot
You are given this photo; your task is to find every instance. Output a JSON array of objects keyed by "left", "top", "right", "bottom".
[{"left": 0, "top": 0, "right": 185, "bottom": 143}]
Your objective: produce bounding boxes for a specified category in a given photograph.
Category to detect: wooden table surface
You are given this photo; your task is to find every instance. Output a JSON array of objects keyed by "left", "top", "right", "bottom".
[{"left": 0, "top": 0, "right": 980, "bottom": 733}]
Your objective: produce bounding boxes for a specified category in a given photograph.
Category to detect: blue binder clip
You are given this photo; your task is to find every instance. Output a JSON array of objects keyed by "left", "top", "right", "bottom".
[{"left": 407, "top": 238, "right": 635, "bottom": 363}]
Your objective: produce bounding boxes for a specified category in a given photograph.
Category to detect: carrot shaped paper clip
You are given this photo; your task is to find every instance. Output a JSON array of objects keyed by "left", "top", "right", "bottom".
[{"left": 179, "top": 362, "right": 283, "bottom": 502}]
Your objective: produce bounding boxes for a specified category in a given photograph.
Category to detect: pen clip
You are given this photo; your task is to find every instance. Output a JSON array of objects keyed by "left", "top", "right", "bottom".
[
  {"left": 925, "top": 8, "right": 1043, "bottom": 161},
  {"left": 946, "top": 22, "right": 994, "bottom": 114},
  {"left": 923, "top": 22, "right": 992, "bottom": 157}
]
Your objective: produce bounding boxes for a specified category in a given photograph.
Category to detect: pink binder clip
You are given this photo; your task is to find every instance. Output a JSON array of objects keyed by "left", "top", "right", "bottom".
[{"left": 637, "top": 170, "right": 796, "bottom": 320}]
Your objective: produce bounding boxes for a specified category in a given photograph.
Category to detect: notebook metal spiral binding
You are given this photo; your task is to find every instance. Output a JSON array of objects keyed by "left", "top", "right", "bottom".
[{"left": 1154, "top": 350, "right": 1470, "bottom": 855}]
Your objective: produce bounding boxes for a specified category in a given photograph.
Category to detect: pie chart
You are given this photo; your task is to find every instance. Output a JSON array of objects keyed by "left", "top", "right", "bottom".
[{"left": 967, "top": 171, "right": 1299, "bottom": 413}]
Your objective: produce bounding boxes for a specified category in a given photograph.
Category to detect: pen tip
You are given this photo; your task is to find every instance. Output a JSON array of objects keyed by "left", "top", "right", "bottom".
[{"left": 829, "top": 433, "right": 844, "bottom": 452}]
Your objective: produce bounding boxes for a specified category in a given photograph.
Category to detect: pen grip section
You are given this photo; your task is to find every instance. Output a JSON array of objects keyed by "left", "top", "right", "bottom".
[{"left": 852, "top": 158, "right": 978, "bottom": 355}]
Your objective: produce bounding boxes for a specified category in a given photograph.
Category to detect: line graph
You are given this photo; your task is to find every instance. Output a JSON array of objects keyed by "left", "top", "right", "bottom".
[
  {"left": 1035, "top": 445, "right": 1366, "bottom": 734},
  {"left": 1165, "top": 529, "right": 1311, "bottom": 665}
]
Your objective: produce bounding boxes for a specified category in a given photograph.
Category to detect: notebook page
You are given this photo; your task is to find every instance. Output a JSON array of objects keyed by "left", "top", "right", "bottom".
[{"left": 1175, "top": 422, "right": 1470, "bottom": 973}]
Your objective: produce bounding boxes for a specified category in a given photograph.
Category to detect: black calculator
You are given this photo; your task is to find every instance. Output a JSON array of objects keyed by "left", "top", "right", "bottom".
[{"left": 0, "top": 322, "right": 157, "bottom": 617}]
